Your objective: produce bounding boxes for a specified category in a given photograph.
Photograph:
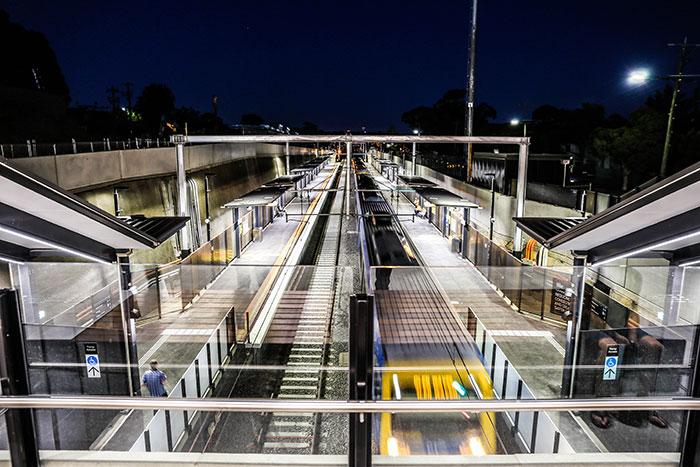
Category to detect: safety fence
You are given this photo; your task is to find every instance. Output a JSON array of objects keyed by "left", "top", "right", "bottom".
[
  {"left": 467, "top": 309, "right": 575, "bottom": 454},
  {"left": 129, "top": 309, "right": 236, "bottom": 452},
  {"left": 463, "top": 224, "right": 575, "bottom": 322}
]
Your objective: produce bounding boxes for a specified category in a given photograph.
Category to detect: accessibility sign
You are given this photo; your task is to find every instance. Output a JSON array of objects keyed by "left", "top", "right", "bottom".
[
  {"left": 603, "top": 345, "right": 619, "bottom": 381},
  {"left": 84, "top": 342, "right": 101, "bottom": 379}
]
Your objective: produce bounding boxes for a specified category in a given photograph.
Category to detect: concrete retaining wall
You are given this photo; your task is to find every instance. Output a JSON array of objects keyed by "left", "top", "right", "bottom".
[
  {"left": 402, "top": 159, "right": 582, "bottom": 249},
  {"left": 9, "top": 142, "right": 306, "bottom": 192}
]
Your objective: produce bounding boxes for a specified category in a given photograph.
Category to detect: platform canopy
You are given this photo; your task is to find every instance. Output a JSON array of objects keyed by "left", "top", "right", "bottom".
[
  {"left": 397, "top": 175, "right": 437, "bottom": 189},
  {"left": 263, "top": 174, "right": 304, "bottom": 188},
  {"left": 0, "top": 159, "right": 188, "bottom": 264},
  {"left": 513, "top": 160, "right": 700, "bottom": 266},
  {"left": 223, "top": 186, "right": 288, "bottom": 209},
  {"left": 414, "top": 187, "right": 480, "bottom": 209}
]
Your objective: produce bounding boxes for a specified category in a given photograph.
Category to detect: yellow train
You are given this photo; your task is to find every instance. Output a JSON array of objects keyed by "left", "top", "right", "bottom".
[{"left": 378, "top": 353, "right": 498, "bottom": 456}]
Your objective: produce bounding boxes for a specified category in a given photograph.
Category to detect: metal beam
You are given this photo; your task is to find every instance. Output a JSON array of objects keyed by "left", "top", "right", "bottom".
[
  {"left": 285, "top": 141, "right": 290, "bottom": 175},
  {"left": 0, "top": 396, "right": 699, "bottom": 413},
  {"left": 512, "top": 141, "right": 530, "bottom": 256},
  {"left": 561, "top": 254, "right": 587, "bottom": 398},
  {"left": 181, "top": 134, "right": 527, "bottom": 145},
  {"left": 346, "top": 141, "right": 352, "bottom": 218},
  {"left": 175, "top": 143, "right": 190, "bottom": 254}
]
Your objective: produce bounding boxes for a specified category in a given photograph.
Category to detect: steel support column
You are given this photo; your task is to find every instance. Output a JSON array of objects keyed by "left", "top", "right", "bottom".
[
  {"left": 346, "top": 141, "right": 352, "bottom": 218},
  {"left": 117, "top": 254, "right": 141, "bottom": 396},
  {"left": 561, "top": 254, "right": 587, "bottom": 398},
  {"left": 512, "top": 140, "right": 529, "bottom": 258},
  {"left": 412, "top": 141, "right": 417, "bottom": 176},
  {"left": 461, "top": 207, "right": 470, "bottom": 258},
  {"left": 285, "top": 141, "right": 290, "bottom": 175},
  {"left": 0, "top": 289, "right": 39, "bottom": 467},
  {"left": 175, "top": 142, "right": 191, "bottom": 255},
  {"left": 681, "top": 322, "right": 700, "bottom": 466},
  {"left": 204, "top": 175, "right": 213, "bottom": 242},
  {"left": 232, "top": 208, "right": 241, "bottom": 259},
  {"left": 349, "top": 294, "right": 373, "bottom": 467}
]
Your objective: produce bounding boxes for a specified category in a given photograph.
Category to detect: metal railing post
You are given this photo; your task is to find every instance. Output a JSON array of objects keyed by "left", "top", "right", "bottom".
[
  {"left": 349, "top": 294, "right": 373, "bottom": 467},
  {"left": 72, "top": 138, "right": 77, "bottom": 154},
  {"left": 0, "top": 289, "right": 40, "bottom": 467},
  {"left": 561, "top": 254, "right": 587, "bottom": 398},
  {"left": 117, "top": 254, "right": 141, "bottom": 396}
]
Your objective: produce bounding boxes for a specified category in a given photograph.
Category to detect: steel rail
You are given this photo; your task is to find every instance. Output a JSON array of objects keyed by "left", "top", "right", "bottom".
[{"left": 0, "top": 396, "right": 699, "bottom": 413}]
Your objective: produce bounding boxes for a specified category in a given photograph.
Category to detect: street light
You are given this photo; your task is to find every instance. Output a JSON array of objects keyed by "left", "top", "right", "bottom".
[
  {"left": 625, "top": 38, "right": 700, "bottom": 177},
  {"left": 626, "top": 68, "right": 651, "bottom": 86},
  {"left": 510, "top": 118, "right": 531, "bottom": 137},
  {"left": 412, "top": 129, "right": 421, "bottom": 175}
]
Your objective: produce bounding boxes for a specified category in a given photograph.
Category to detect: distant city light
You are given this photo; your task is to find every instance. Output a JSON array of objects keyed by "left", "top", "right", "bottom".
[
  {"left": 627, "top": 68, "right": 651, "bottom": 86},
  {"left": 412, "top": 128, "right": 420, "bottom": 135},
  {"left": 510, "top": 118, "right": 520, "bottom": 126}
]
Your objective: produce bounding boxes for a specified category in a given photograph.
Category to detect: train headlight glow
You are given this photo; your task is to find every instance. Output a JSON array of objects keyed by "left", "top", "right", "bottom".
[
  {"left": 392, "top": 373, "right": 402, "bottom": 400},
  {"left": 469, "top": 436, "right": 486, "bottom": 456},
  {"left": 387, "top": 436, "right": 400, "bottom": 456}
]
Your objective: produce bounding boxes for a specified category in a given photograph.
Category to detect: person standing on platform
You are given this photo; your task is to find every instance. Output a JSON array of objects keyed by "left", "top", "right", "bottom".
[{"left": 142, "top": 360, "right": 168, "bottom": 397}]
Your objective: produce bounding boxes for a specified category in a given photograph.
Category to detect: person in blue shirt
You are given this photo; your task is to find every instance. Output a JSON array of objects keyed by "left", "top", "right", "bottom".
[{"left": 142, "top": 360, "right": 168, "bottom": 397}]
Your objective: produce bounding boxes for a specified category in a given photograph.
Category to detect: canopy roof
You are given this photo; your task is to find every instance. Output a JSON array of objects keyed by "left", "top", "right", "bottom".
[
  {"left": 223, "top": 186, "right": 288, "bottom": 209},
  {"left": 0, "top": 159, "right": 187, "bottom": 263},
  {"left": 513, "top": 160, "right": 700, "bottom": 265},
  {"left": 397, "top": 175, "right": 437, "bottom": 188},
  {"left": 414, "top": 187, "right": 480, "bottom": 209},
  {"left": 263, "top": 174, "right": 304, "bottom": 187}
]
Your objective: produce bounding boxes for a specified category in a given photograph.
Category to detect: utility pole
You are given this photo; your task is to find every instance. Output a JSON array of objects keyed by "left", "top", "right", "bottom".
[
  {"left": 660, "top": 38, "right": 700, "bottom": 178},
  {"left": 122, "top": 82, "right": 134, "bottom": 110},
  {"left": 464, "top": 0, "right": 478, "bottom": 181}
]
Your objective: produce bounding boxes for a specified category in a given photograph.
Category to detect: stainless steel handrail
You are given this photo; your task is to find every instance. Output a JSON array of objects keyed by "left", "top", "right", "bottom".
[{"left": 0, "top": 396, "right": 698, "bottom": 413}]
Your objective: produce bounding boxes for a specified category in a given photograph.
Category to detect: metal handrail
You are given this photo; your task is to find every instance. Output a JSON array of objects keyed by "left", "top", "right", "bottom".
[{"left": 0, "top": 396, "right": 699, "bottom": 413}]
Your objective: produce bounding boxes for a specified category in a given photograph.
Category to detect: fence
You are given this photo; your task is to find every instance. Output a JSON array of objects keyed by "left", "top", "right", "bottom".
[
  {"left": 0, "top": 138, "right": 173, "bottom": 158},
  {"left": 130, "top": 308, "right": 236, "bottom": 452},
  {"left": 467, "top": 309, "right": 575, "bottom": 454}
]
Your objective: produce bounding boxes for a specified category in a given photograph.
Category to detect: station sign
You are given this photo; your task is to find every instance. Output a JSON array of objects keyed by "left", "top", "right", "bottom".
[
  {"left": 603, "top": 344, "right": 619, "bottom": 381},
  {"left": 84, "top": 342, "right": 101, "bottom": 379}
]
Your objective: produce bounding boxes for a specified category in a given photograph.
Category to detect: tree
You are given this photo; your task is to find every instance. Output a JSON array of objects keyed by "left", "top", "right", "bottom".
[
  {"left": 240, "top": 113, "right": 265, "bottom": 125},
  {"left": 591, "top": 107, "right": 664, "bottom": 191},
  {"left": 0, "top": 10, "right": 69, "bottom": 97},
  {"left": 135, "top": 83, "right": 175, "bottom": 136},
  {"left": 297, "top": 121, "right": 321, "bottom": 134}
]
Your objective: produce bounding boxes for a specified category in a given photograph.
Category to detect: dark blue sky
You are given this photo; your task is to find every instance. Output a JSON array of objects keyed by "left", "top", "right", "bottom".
[{"left": 4, "top": 0, "right": 700, "bottom": 131}]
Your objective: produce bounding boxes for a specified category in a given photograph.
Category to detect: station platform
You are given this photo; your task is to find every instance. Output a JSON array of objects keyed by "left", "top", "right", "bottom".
[
  {"left": 368, "top": 166, "right": 609, "bottom": 453},
  {"left": 95, "top": 164, "right": 338, "bottom": 450}
]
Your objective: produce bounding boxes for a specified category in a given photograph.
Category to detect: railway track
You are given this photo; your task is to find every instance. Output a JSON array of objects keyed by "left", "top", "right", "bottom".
[{"left": 260, "top": 163, "right": 345, "bottom": 453}]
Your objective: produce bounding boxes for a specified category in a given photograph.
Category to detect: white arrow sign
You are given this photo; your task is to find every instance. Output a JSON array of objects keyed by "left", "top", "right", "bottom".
[{"left": 86, "top": 353, "right": 101, "bottom": 378}]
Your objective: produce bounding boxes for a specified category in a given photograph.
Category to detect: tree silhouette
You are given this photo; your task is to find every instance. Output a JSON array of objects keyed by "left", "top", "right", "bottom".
[
  {"left": 240, "top": 113, "right": 265, "bottom": 125},
  {"left": 135, "top": 83, "right": 175, "bottom": 136}
]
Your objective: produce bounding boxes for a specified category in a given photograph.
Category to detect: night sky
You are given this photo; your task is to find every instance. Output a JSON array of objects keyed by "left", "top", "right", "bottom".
[{"left": 4, "top": 0, "right": 700, "bottom": 131}]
